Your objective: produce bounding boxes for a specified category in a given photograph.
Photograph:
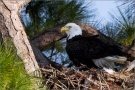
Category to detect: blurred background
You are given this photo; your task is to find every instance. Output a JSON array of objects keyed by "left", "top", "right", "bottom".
[{"left": 21, "top": 0, "right": 135, "bottom": 67}]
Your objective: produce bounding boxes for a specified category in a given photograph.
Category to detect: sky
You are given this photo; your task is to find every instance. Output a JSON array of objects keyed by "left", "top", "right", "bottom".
[
  {"left": 94, "top": 1, "right": 117, "bottom": 23},
  {"left": 85, "top": 1, "right": 121, "bottom": 24}
]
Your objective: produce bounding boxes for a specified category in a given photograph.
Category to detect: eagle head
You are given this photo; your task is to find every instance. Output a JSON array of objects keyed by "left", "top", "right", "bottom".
[{"left": 60, "top": 23, "right": 82, "bottom": 40}]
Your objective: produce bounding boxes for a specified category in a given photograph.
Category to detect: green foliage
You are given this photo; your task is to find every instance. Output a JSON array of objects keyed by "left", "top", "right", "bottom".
[
  {"left": 101, "top": 23, "right": 119, "bottom": 41},
  {"left": 121, "top": 0, "right": 135, "bottom": 18},
  {"left": 0, "top": 41, "right": 31, "bottom": 90},
  {"left": 111, "top": 7, "right": 134, "bottom": 45},
  {"left": 21, "top": 0, "right": 96, "bottom": 37},
  {"left": 0, "top": 40, "right": 45, "bottom": 90},
  {"left": 102, "top": 3, "right": 135, "bottom": 46}
]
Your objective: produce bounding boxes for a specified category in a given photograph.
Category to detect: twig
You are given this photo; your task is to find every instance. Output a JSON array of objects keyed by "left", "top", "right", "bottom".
[
  {"left": 67, "top": 77, "right": 75, "bottom": 88},
  {"left": 49, "top": 81, "right": 66, "bottom": 90},
  {"left": 58, "top": 80, "right": 67, "bottom": 89},
  {"left": 97, "top": 73, "right": 102, "bottom": 90},
  {"left": 133, "top": 70, "right": 135, "bottom": 90},
  {"left": 72, "top": 81, "right": 92, "bottom": 90},
  {"left": 100, "top": 71, "right": 110, "bottom": 90},
  {"left": 77, "top": 78, "right": 80, "bottom": 90}
]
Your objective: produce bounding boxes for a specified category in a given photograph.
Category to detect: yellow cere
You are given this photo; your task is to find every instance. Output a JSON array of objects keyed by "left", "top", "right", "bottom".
[{"left": 60, "top": 26, "right": 71, "bottom": 32}]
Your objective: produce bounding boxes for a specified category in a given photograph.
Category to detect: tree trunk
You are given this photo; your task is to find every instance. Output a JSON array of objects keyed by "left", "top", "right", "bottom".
[{"left": 0, "top": 0, "right": 40, "bottom": 74}]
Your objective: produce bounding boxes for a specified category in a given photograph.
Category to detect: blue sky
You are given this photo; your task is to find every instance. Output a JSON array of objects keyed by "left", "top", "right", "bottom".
[
  {"left": 85, "top": 1, "right": 122, "bottom": 24},
  {"left": 94, "top": 1, "right": 117, "bottom": 23}
]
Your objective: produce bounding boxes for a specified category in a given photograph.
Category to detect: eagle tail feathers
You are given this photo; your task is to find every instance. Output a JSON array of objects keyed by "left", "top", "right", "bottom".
[
  {"left": 92, "top": 56, "right": 127, "bottom": 69},
  {"left": 104, "top": 56, "right": 127, "bottom": 64}
]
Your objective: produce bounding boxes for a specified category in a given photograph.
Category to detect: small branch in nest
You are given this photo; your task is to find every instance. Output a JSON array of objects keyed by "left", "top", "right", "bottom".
[
  {"left": 100, "top": 71, "right": 110, "bottom": 90},
  {"left": 72, "top": 82, "right": 91, "bottom": 89},
  {"left": 97, "top": 73, "right": 103, "bottom": 90},
  {"left": 49, "top": 81, "right": 65, "bottom": 90},
  {"left": 58, "top": 80, "right": 67, "bottom": 89},
  {"left": 67, "top": 77, "right": 75, "bottom": 88},
  {"left": 133, "top": 70, "right": 135, "bottom": 90}
]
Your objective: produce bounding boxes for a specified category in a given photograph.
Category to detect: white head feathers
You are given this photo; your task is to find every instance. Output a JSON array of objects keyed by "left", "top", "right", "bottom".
[{"left": 65, "top": 23, "right": 82, "bottom": 40}]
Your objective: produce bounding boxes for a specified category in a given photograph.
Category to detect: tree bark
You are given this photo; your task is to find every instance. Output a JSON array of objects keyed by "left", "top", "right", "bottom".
[
  {"left": 31, "top": 24, "right": 66, "bottom": 50},
  {"left": 0, "top": 0, "right": 40, "bottom": 74}
]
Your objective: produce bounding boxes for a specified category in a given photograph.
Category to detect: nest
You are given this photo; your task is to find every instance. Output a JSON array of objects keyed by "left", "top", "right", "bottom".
[{"left": 41, "top": 65, "right": 135, "bottom": 90}]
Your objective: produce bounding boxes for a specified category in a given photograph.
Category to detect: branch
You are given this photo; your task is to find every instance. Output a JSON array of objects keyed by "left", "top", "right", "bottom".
[
  {"left": 31, "top": 24, "right": 66, "bottom": 50},
  {"left": 31, "top": 22, "right": 98, "bottom": 50}
]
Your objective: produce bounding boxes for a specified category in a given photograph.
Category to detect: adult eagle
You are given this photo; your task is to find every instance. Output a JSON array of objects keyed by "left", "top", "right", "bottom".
[{"left": 60, "top": 23, "right": 134, "bottom": 71}]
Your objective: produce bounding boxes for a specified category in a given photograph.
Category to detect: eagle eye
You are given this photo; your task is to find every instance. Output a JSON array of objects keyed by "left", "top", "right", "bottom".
[{"left": 68, "top": 26, "right": 72, "bottom": 28}]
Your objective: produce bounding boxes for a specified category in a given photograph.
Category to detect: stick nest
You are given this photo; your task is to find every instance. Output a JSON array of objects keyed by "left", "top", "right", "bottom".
[{"left": 41, "top": 65, "right": 135, "bottom": 90}]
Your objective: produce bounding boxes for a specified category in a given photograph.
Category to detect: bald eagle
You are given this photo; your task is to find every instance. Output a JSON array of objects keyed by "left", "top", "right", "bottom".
[{"left": 60, "top": 23, "right": 129, "bottom": 70}]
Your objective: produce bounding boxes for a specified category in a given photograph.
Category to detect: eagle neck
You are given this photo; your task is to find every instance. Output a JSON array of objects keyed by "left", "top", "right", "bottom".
[
  {"left": 67, "top": 35, "right": 82, "bottom": 41},
  {"left": 67, "top": 33, "right": 82, "bottom": 40}
]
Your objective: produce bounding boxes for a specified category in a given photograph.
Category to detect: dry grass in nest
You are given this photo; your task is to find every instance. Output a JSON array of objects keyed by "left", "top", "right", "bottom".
[{"left": 41, "top": 65, "right": 135, "bottom": 90}]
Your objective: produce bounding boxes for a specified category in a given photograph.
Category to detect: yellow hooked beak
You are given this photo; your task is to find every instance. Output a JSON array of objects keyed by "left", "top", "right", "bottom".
[{"left": 60, "top": 26, "right": 71, "bottom": 33}]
